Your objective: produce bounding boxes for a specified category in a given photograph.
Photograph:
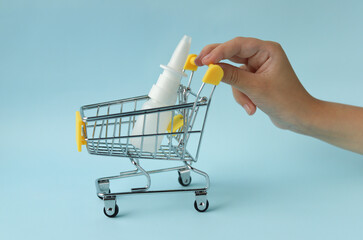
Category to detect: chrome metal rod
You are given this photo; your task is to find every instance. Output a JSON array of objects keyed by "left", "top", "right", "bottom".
[
  {"left": 187, "top": 90, "right": 204, "bottom": 101},
  {"left": 105, "top": 105, "right": 110, "bottom": 153},
  {"left": 168, "top": 111, "right": 174, "bottom": 160},
  {"left": 96, "top": 120, "right": 105, "bottom": 153},
  {"left": 118, "top": 103, "right": 123, "bottom": 144},
  {"left": 183, "top": 83, "right": 205, "bottom": 148},
  {"left": 195, "top": 86, "right": 216, "bottom": 160},
  {"left": 111, "top": 118, "right": 117, "bottom": 154},
  {"left": 130, "top": 158, "right": 151, "bottom": 191},
  {"left": 187, "top": 71, "right": 194, "bottom": 89},
  {"left": 132, "top": 100, "right": 137, "bottom": 128},
  {"left": 154, "top": 112, "right": 160, "bottom": 156},
  {"left": 82, "top": 95, "right": 149, "bottom": 110},
  {"left": 140, "top": 113, "right": 146, "bottom": 152},
  {"left": 126, "top": 116, "right": 131, "bottom": 153},
  {"left": 97, "top": 165, "right": 189, "bottom": 181},
  {"left": 87, "top": 120, "right": 134, "bottom": 128},
  {"left": 101, "top": 188, "right": 208, "bottom": 196},
  {"left": 92, "top": 106, "right": 100, "bottom": 138},
  {"left": 190, "top": 166, "right": 210, "bottom": 190},
  {"left": 85, "top": 102, "right": 207, "bottom": 122},
  {"left": 89, "top": 152, "right": 195, "bottom": 161},
  {"left": 88, "top": 130, "right": 201, "bottom": 141}
]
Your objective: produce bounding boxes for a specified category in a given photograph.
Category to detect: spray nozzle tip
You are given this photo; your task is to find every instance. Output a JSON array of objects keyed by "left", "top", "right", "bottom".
[{"left": 167, "top": 35, "right": 192, "bottom": 73}]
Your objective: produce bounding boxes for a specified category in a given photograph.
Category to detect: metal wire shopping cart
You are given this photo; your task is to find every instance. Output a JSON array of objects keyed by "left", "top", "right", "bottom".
[{"left": 76, "top": 54, "right": 223, "bottom": 217}]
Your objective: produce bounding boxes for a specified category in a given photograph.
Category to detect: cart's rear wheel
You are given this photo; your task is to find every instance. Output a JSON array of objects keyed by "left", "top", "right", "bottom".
[
  {"left": 103, "top": 204, "right": 119, "bottom": 218},
  {"left": 178, "top": 176, "right": 192, "bottom": 186},
  {"left": 98, "top": 189, "right": 111, "bottom": 200},
  {"left": 194, "top": 200, "right": 209, "bottom": 212}
]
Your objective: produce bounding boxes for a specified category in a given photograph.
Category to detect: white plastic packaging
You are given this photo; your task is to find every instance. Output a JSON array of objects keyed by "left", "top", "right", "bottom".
[{"left": 130, "top": 35, "right": 192, "bottom": 152}]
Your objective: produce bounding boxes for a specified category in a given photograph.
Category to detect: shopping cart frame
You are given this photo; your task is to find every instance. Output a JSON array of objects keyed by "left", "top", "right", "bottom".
[{"left": 76, "top": 54, "right": 223, "bottom": 217}]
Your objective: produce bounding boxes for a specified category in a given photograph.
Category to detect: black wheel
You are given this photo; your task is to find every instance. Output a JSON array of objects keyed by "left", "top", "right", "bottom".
[
  {"left": 194, "top": 200, "right": 209, "bottom": 212},
  {"left": 98, "top": 189, "right": 111, "bottom": 200},
  {"left": 103, "top": 204, "right": 119, "bottom": 218},
  {"left": 178, "top": 176, "right": 192, "bottom": 186}
]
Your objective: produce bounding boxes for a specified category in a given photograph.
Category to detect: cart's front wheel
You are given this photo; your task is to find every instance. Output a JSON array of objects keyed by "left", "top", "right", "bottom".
[
  {"left": 194, "top": 200, "right": 209, "bottom": 212},
  {"left": 103, "top": 204, "right": 119, "bottom": 218},
  {"left": 178, "top": 176, "right": 191, "bottom": 186}
]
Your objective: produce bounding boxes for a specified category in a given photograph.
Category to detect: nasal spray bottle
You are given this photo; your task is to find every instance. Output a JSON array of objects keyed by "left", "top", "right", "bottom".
[{"left": 130, "top": 35, "right": 192, "bottom": 152}]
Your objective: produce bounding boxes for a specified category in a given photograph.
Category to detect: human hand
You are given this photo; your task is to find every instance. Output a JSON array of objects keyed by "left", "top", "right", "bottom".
[{"left": 194, "top": 37, "right": 316, "bottom": 132}]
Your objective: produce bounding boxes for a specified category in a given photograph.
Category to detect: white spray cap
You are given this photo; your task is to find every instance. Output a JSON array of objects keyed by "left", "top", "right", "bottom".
[
  {"left": 167, "top": 35, "right": 192, "bottom": 73},
  {"left": 149, "top": 35, "right": 191, "bottom": 105}
]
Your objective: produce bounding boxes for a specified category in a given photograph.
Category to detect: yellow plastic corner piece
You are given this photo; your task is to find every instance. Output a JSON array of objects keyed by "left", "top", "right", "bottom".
[
  {"left": 202, "top": 64, "right": 224, "bottom": 86},
  {"left": 167, "top": 114, "right": 184, "bottom": 134},
  {"left": 183, "top": 54, "right": 198, "bottom": 71},
  {"left": 76, "top": 111, "right": 87, "bottom": 152}
]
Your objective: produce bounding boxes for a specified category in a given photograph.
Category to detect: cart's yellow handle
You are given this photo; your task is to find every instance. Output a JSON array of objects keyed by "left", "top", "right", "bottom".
[
  {"left": 202, "top": 64, "right": 224, "bottom": 86},
  {"left": 167, "top": 114, "right": 184, "bottom": 134},
  {"left": 76, "top": 111, "right": 87, "bottom": 152},
  {"left": 183, "top": 54, "right": 224, "bottom": 86},
  {"left": 184, "top": 54, "right": 198, "bottom": 71}
]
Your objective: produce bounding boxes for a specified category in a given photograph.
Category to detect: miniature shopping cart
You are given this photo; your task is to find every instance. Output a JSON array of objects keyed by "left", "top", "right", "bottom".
[{"left": 76, "top": 54, "right": 223, "bottom": 217}]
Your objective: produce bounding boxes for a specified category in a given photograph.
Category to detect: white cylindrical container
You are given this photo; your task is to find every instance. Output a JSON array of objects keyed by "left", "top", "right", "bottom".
[
  {"left": 130, "top": 35, "right": 191, "bottom": 152},
  {"left": 129, "top": 99, "right": 172, "bottom": 152}
]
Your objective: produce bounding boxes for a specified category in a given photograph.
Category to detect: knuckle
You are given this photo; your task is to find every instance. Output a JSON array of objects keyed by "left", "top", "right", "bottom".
[
  {"left": 265, "top": 41, "right": 283, "bottom": 52},
  {"left": 200, "top": 45, "right": 213, "bottom": 55},
  {"left": 231, "top": 37, "right": 247, "bottom": 47},
  {"left": 238, "top": 37, "right": 261, "bottom": 52},
  {"left": 232, "top": 36, "right": 244, "bottom": 42},
  {"left": 202, "top": 43, "right": 219, "bottom": 52},
  {"left": 201, "top": 45, "right": 211, "bottom": 53},
  {"left": 204, "top": 44, "right": 215, "bottom": 50}
]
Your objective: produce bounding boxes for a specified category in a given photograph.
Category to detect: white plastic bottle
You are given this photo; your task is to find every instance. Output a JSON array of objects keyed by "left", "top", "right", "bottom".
[{"left": 130, "top": 35, "right": 192, "bottom": 152}]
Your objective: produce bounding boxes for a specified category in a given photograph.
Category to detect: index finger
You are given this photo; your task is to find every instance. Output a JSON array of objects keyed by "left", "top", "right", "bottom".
[
  {"left": 201, "top": 37, "right": 264, "bottom": 65},
  {"left": 194, "top": 43, "right": 220, "bottom": 66}
]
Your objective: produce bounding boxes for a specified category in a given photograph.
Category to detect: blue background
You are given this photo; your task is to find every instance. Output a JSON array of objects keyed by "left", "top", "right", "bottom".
[{"left": 1, "top": 0, "right": 363, "bottom": 239}]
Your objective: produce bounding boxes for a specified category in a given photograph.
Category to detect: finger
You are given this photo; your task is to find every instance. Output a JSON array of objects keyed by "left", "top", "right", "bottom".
[
  {"left": 201, "top": 37, "right": 264, "bottom": 65},
  {"left": 228, "top": 56, "right": 248, "bottom": 64},
  {"left": 194, "top": 43, "right": 220, "bottom": 66},
  {"left": 218, "top": 63, "right": 256, "bottom": 91},
  {"left": 232, "top": 87, "right": 257, "bottom": 115}
]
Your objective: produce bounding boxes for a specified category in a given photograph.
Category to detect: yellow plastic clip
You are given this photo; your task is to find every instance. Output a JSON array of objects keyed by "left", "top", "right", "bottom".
[
  {"left": 202, "top": 64, "right": 224, "bottom": 86},
  {"left": 183, "top": 54, "right": 198, "bottom": 71},
  {"left": 167, "top": 114, "right": 184, "bottom": 134},
  {"left": 76, "top": 111, "right": 87, "bottom": 152}
]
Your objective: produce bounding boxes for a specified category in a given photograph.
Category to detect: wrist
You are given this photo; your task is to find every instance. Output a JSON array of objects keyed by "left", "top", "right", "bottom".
[{"left": 290, "top": 96, "right": 323, "bottom": 136}]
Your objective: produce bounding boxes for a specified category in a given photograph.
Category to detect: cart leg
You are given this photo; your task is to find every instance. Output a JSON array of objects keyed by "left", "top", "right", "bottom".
[
  {"left": 96, "top": 179, "right": 110, "bottom": 199},
  {"left": 130, "top": 158, "right": 151, "bottom": 192},
  {"left": 178, "top": 168, "right": 191, "bottom": 186},
  {"left": 103, "top": 195, "right": 119, "bottom": 218},
  {"left": 190, "top": 166, "right": 210, "bottom": 189},
  {"left": 194, "top": 191, "right": 209, "bottom": 212}
]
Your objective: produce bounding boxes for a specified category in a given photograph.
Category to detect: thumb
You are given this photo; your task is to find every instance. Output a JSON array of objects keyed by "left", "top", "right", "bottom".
[{"left": 218, "top": 63, "right": 256, "bottom": 91}]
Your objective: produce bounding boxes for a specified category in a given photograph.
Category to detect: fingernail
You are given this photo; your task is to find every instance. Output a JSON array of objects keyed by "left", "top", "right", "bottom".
[
  {"left": 243, "top": 104, "right": 252, "bottom": 115},
  {"left": 194, "top": 55, "right": 201, "bottom": 65}
]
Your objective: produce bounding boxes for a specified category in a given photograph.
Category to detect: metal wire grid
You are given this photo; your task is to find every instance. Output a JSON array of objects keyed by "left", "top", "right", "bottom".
[
  {"left": 80, "top": 85, "right": 209, "bottom": 162},
  {"left": 87, "top": 142, "right": 194, "bottom": 161}
]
